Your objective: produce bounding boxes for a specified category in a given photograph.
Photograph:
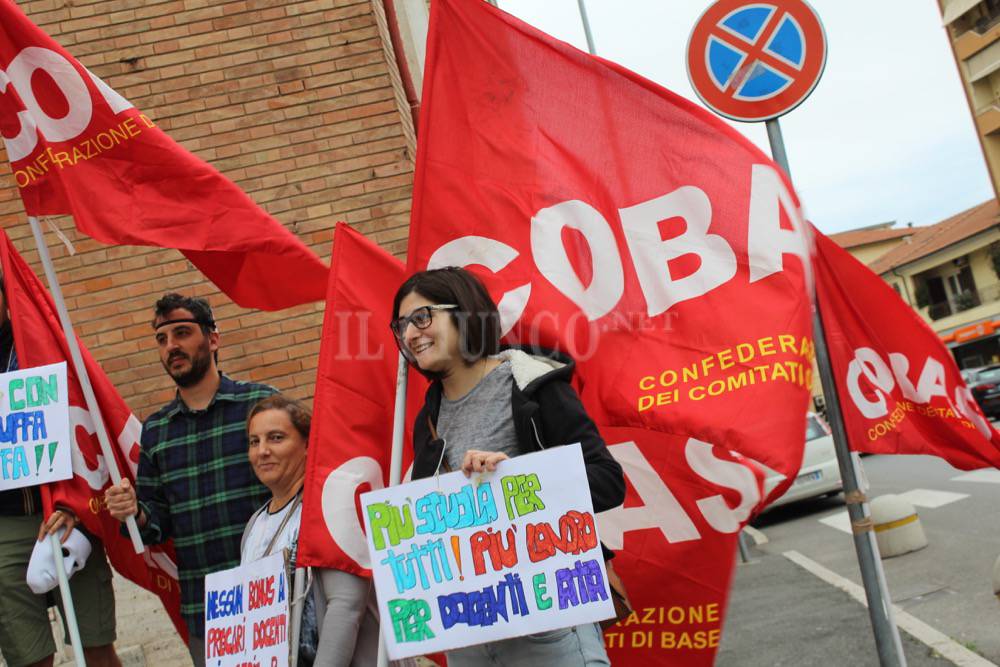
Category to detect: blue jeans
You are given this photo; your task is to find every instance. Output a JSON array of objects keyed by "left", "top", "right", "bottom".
[{"left": 446, "top": 623, "right": 610, "bottom": 666}]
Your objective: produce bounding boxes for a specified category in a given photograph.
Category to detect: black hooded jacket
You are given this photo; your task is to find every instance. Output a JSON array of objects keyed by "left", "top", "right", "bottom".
[{"left": 410, "top": 346, "right": 626, "bottom": 515}]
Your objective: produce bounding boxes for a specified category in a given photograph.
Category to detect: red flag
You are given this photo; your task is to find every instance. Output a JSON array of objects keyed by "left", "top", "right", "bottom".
[
  {"left": 406, "top": 1, "right": 814, "bottom": 664},
  {"left": 0, "top": 3, "right": 327, "bottom": 310},
  {"left": 0, "top": 229, "right": 186, "bottom": 639},
  {"left": 814, "top": 228, "right": 1000, "bottom": 469},
  {"left": 298, "top": 223, "right": 426, "bottom": 575}
]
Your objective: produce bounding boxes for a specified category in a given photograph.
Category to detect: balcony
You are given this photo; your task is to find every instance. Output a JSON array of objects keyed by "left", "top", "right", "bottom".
[
  {"left": 966, "top": 37, "right": 1000, "bottom": 82},
  {"left": 955, "top": 8, "right": 1000, "bottom": 59},
  {"left": 976, "top": 103, "right": 1000, "bottom": 134},
  {"left": 927, "top": 282, "right": 1000, "bottom": 320}
]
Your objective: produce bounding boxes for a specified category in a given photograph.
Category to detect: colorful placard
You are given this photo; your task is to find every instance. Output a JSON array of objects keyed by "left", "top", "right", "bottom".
[
  {"left": 0, "top": 362, "right": 70, "bottom": 491},
  {"left": 204, "top": 552, "right": 289, "bottom": 667},
  {"left": 362, "top": 443, "right": 614, "bottom": 659}
]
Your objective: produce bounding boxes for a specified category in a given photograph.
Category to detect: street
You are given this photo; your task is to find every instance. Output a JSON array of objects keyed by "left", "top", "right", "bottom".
[{"left": 726, "top": 451, "right": 1000, "bottom": 665}]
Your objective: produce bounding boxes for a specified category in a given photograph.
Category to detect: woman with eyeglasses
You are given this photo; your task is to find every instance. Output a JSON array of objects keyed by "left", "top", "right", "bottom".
[{"left": 391, "top": 267, "right": 625, "bottom": 666}]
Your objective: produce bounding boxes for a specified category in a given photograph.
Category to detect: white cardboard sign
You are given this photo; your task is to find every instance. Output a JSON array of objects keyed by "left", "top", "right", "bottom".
[
  {"left": 204, "top": 552, "right": 289, "bottom": 667},
  {"left": 362, "top": 443, "right": 614, "bottom": 659},
  {"left": 0, "top": 362, "right": 71, "bottom": 491}
]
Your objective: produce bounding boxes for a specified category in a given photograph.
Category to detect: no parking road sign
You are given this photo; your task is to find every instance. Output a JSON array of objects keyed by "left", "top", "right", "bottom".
[{"left": 686, "top": 0, "right": 827, "bottom": 122}]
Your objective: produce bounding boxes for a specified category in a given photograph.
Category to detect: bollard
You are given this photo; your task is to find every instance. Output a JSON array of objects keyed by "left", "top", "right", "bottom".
[
  {"left": 871, "top": 494, "right": 927, "bottom": 558},
  {"left": 993, "top": 554, "right": 1000, "bottom": 602}
]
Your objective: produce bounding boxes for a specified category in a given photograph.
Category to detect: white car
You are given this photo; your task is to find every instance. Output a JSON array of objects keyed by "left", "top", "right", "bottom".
[{"left": 763, "top": 413, "right": 843, "bottom": 509}]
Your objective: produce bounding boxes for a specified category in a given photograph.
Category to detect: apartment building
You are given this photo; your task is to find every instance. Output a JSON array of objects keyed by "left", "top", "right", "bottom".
[
  {"left": 940, "top": 0, "right": 1000, "bottom": 199},
  {"left": 844, "top": 200, "right": 1000, "bottom": 369}
]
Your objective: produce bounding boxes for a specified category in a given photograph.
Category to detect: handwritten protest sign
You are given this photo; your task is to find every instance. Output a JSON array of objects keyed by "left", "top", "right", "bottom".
[
  {"left": 204, "top": 552, "right": 289, "bottom": 667},
  {"left": 0, "top": 362, "right": 70, "bottom": 491},
  {"left": 362, "top": 443, "right": 614, "bottom": 659}
]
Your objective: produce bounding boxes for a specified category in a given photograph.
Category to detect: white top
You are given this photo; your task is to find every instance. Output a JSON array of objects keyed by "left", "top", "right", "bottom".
[{"left": 240, "top": 498, "right": 302, "bottom": 564}]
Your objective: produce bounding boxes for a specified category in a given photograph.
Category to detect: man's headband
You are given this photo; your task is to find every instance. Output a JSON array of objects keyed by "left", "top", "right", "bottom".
[{"left": 154, "top": 317, "right": 216, "bottom": 331}]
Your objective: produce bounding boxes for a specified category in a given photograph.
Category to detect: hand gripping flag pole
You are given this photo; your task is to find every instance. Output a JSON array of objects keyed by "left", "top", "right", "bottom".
[
  {"left": 764, "top": 121, "right": 906, "bottom": 667},
  {"left": 377, "top": 353, "right": 410, "bottom": 667},
  {"left": 27, "top": 216, "right": 145, "bottom": 554}
]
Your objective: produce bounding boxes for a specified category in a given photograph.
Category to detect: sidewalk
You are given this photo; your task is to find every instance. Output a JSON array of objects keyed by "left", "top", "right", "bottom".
[
  {"left": 0, "top": 573, "right": 189, "bottom": 667},
  {"left": 717, "top": 540, "right": 980, "bottom": 666},
  {"left": 4, "top": 536, "right": 988, "bottom": 666}
]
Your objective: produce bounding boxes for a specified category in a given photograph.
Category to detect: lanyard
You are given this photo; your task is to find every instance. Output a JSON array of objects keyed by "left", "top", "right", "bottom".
[{"left": 262, "top": 491, "right": 303, "bottom": 557}]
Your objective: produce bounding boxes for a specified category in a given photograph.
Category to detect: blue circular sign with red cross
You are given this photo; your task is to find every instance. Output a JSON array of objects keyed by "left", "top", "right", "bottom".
[{"left": 686, "top": 0, "right": 827, "bottom": 122}]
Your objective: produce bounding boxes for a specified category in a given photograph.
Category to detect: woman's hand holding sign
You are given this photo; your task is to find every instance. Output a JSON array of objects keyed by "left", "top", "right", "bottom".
[{"left": 460, "top": 450, "right": 509, "bottom": 476}]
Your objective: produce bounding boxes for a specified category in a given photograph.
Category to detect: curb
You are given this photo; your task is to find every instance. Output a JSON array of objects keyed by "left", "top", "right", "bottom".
[
  {"left": 743, "top": 525, "right": 768, "bottom": 546},
  {"left": 783, "top": 550, "right": 997, "bottom": 667}
]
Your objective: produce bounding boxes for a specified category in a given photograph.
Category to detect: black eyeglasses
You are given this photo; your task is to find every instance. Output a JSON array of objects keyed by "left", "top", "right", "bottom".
[{"left": 390, "top": 304, "right": 458, "bottom": 339}]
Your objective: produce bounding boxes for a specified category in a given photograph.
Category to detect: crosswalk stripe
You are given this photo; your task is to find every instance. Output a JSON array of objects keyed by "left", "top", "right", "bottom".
[
  {"left": 818, "top": 511, "right": 852, "bottom": 534},
  {"left": 896, "top": 489, "right": 968, "bottom": 508},
  {"left": 817, "top": 488, "right": 968, "bottom": 535},
  {"left": 950, "top": 469, "right": 1000, "bottom": 484}
]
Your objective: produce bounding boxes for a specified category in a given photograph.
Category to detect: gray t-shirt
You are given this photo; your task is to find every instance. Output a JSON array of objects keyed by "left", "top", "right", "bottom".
[{"left": 438, "top": 360, "right": 520, "bottom": 472}]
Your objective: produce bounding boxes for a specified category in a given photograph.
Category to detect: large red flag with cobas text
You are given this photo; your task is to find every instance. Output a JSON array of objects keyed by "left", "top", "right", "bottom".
[
  {"left": 814, "top": 228, "right": 1000, "bottom": 469},
  {"left": 0, "top": 3, "right": 327, "bottom": 310},
  {"left": 0, "top": 229, "right": 186, "bottom": 638},
  {"left": 297, "top": 223, "right": 427, "bottom": 575},
  {"left": 407, "top": 1, "right": 815, "bottom": 663}
]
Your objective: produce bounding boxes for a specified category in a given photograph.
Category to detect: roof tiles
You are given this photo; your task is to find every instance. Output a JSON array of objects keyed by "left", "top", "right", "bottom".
[{"left": 867, "top": 199, "right": 1000, "bottom": 275}]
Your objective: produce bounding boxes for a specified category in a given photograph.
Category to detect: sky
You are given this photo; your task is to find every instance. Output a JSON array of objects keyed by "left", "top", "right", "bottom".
[{"left": 496, "top": 0, "right": 994, "bottom": 236}]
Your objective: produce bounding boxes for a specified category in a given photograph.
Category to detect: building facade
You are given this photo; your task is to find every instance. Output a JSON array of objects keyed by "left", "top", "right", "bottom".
[
  {"left": 3, "top": 0, "right": 426, "bottom": 418},
  {"left": 836, "top": 201, "right": 1000, "bottom": 370},
  {"left": 939, "top": 0, "right": 1000, "bottom": 200}
]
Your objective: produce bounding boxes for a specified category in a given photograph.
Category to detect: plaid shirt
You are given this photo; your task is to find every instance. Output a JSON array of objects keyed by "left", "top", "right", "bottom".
[{"left": 135, "top": 373, "right": 275, "bottom": 638}]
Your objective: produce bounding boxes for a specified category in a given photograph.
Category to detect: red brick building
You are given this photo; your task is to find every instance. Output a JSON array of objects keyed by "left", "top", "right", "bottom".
[{"left": 3, "top": 0, "right": 425, "bottom": 417}]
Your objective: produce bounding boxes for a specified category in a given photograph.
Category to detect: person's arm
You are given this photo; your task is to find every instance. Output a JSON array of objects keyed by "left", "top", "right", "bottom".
[
  {"left": 536, "top": 380, "right": 626, "bottom": 513},
  {"left": 134, "top": 440, "right": 172, "bottom": 544},
  {"left": 106, "top": 426, "right": 171, "bottom": 544},
  {"left": 313, "top": 568, "right": 374, "bottom": 667}
]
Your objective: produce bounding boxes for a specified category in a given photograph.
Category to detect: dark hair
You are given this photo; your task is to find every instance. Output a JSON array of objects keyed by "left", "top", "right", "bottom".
[
  {"left": 152, "top": 293, "right": 216, "bottom": 334},
  {"left": 392, "top": 267, "right": 501, "bottom": 376},
  {"left": 246, "top": 394, "right": 312, "bottom": 442}
]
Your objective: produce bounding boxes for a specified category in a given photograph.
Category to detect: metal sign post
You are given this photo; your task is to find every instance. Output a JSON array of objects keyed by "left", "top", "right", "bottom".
[
  {"left": 766, "top": 118, "right": 906, "bottom": 667},
  {"left": 686, "top": 0, "right": 905, "bottom": 663}
]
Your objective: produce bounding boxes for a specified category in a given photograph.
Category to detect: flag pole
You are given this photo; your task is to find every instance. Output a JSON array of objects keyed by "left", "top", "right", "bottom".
[
  {"left": 377, "top": 352, "right": 409, "bottom": 667},
  {"left": 27, "top": 216, "right": 145, "bottom": 554},
  {"left": 387, "top": 352, "right": 408, "bottom": 488},
  {"left": 763, "top": 121, "right": 906, "bottom": 666},
  {"left": 576, "top": 0, "right": 597, "bottom": 55},
  {"left": 50, "top": 532, "right": 87, "bottom": 666}
]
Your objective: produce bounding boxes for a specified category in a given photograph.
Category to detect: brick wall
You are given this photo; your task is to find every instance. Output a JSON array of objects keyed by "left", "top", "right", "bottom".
[{"left": 1, "top": 0, "right": 417, "bottom": 417}]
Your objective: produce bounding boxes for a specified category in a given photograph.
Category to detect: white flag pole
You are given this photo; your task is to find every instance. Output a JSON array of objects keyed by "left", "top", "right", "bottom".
[
  {"left": 387, "top": 352, "right": 409, "bottom": 488},
  {"left": 377, "top": 352, "right": 410, "bottom": 667},
  {"left": 50, "top": 532, "right": 87, "bottom": 666},
  {"left": 27, "top": 216, "right": 145, "bottom": 554}
]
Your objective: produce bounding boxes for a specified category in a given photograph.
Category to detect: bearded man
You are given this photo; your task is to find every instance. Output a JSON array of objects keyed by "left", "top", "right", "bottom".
[{"left": 105, "top": 294, "right": 274, "bottom": 666}]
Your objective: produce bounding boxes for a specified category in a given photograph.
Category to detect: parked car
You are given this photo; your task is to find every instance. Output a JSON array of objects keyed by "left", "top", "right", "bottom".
[
  {"left": 967, "top": 364, "right": 1000, "bottom": 418},
  {"left": 961, "top": 367, "right": 983, "bottom": 384},
  {"left": 762, "top": 413, "right": 843, "bottom": 509}
]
